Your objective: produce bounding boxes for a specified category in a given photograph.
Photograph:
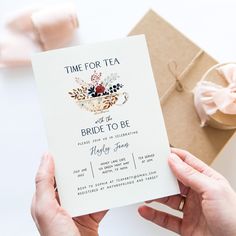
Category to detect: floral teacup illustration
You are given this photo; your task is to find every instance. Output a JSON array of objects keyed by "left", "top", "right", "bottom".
[{"left": 68, "top": 71, "right": 128, "bottom": 113}]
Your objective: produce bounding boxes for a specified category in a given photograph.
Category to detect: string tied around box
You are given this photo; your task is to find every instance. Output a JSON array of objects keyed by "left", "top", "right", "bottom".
[{"left": 160, "top": 50, "right": 204, "bottom": 104}]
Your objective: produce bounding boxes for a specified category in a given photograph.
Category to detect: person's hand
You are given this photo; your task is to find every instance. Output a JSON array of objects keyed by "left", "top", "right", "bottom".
[
  {"left": 138, "top": 148, "right": 236, "bottom": 236},
  {"left": 31, "top": 154, "right": 107, "bottom": 236}
]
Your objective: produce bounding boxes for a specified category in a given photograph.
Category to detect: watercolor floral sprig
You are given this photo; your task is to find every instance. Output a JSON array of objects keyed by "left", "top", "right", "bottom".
[{"left": 68, "top": 71, "right": 123, "bottom": 101}]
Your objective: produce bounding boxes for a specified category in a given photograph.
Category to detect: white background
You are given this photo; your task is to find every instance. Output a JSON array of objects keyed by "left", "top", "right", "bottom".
[{"left": 1, "top": 0, "right": 236, "bottom": 235}]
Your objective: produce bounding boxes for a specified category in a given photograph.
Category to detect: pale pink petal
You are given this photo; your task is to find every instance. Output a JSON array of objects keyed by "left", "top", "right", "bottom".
[
  {"left": 31, "top": 4, "right": 79, "bottom": 50},
  {"left": 0, "top": 32, "right": 41, "bottom": 67}
]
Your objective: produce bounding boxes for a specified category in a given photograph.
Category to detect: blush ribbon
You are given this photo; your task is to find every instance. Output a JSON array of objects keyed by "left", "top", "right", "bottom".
[
  {"left": 0, "top": 3, "right": 78, "bottom": 68},
  {"left": 194, "top": 64, "right": 236, "bottom": 127}
]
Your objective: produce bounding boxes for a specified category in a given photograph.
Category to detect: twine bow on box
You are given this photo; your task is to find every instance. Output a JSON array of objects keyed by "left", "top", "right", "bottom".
[
  {"left": 161, "top": 50, "right": 204, "bottom": 104},
  {"left": 194, "top": 63, "right": 236, "bottom": 127}
]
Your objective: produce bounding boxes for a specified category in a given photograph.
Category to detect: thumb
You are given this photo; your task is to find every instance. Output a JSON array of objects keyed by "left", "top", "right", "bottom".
[
  {"left": 168, "top": 153, "right": 212, "bottom": 194},
  {"left": 35, "top": 154, "right": 55, "bottom": 203}
]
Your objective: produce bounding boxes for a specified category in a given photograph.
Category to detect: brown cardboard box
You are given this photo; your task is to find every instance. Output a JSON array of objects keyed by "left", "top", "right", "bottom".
[
  {"left": 211, "top": 132, "right": 236, "bottom": 189},
  {"left": 129, "top": 10, "right": 235, "bottom": 164}
]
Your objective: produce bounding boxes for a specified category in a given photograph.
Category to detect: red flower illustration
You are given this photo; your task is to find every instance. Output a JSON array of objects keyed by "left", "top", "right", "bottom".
[{"left": 96, "top": 84, "right": 105, "bottom": 94}]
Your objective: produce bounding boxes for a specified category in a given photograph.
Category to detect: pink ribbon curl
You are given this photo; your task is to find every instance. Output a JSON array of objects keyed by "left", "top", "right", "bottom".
[
  {"left": 194, "top": 64, "right": 236, "bottom": 127},
  {"left": 0, "top": 3, "right": 79, "bottom": 68}
]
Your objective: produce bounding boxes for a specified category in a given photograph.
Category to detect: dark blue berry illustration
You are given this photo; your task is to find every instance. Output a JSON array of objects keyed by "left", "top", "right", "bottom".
[{"left": 88, "top": 86, "right": 95, "bottom": 95}]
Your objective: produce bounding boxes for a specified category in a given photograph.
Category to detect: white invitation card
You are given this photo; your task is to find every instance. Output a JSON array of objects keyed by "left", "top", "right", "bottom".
[{"left": 32, "top": 35, "right": 179, "bottom": 217}]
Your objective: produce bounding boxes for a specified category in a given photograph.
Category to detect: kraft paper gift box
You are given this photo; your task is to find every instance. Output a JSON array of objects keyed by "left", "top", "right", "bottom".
[
  {"left": 129, "top": 10, "right": 235, "bottom": 164},
  {"left": 211, "top": 132, "right": 236, "bottom": 190}
]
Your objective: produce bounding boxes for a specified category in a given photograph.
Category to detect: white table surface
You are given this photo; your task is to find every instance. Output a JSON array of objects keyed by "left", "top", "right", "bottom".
[{"left": 1, "top": 0, "right": 236, "bottom": 235}]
